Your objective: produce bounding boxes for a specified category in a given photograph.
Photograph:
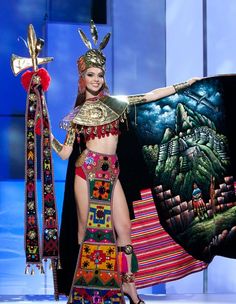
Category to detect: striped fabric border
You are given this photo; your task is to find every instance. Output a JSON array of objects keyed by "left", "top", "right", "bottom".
[{"left": 131, "top": 189, "right": 207, "bottom": 288}]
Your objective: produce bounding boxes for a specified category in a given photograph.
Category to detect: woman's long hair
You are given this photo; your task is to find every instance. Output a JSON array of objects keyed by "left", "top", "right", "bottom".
[{"left": 74, "top": 74, "right": 109, "bottom": 108}]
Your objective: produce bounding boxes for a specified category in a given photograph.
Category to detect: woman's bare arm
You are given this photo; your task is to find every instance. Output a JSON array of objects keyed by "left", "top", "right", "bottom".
[{"left": 128, "top": 78, "right": 200, "bottom": 105}]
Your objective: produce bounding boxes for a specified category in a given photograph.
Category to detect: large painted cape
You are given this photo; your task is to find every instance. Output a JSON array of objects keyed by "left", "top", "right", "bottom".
[
  {"left": 124, "top": 74, "right": 236, "bottom": 264},
  {"left": 57, "top": 74, "right": 236, "bottom": 295}
]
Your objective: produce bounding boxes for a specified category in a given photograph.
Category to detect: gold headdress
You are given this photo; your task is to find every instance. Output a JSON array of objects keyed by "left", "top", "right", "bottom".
[{"left": 77, "top": 20, "right": 111, "bottom": 74}]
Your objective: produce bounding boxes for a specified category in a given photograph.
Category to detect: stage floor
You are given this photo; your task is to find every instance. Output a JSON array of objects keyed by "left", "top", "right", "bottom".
[{"left": 0, "top": 294, "right": 236, "bottom": 304}]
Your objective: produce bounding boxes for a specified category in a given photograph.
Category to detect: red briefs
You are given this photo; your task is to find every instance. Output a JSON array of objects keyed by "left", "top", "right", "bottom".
[{"left": 75, "top": 166, "right": 86, "bottom": 180}]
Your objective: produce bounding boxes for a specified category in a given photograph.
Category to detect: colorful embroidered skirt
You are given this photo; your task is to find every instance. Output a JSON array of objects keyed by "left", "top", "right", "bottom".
[{"left": 69, "top": 149, "right": 124, "bottom": 304}]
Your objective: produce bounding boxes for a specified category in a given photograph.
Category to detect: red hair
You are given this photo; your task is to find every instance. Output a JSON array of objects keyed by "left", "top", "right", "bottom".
[{"left": 78, "top": 76, "right": 86, "bottom": 94}]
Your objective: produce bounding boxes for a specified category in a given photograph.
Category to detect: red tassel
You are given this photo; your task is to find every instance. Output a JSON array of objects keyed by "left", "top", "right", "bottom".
[{"left": 120, "top": 252, "right": 128, "bottom": 273}]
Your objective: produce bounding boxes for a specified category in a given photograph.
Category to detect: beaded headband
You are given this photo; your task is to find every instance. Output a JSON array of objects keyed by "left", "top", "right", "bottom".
[{"left": 77, "top": 20, "right": 111, "bottom": 74}]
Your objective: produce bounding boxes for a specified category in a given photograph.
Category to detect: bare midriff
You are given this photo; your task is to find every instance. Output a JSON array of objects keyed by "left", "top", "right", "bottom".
[{"left": 86, "top": 133, "right": 119, "bottom": 155}]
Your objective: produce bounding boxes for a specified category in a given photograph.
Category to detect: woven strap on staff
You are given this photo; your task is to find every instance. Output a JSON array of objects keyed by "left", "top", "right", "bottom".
[{"left": 24, "top": 70, "right": 59, "bottom": 273}]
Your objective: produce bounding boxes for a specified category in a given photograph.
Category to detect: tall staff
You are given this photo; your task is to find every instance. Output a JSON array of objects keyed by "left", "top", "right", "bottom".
[{"left": 11, "top": 24, "right": 59, "bottom": 299}]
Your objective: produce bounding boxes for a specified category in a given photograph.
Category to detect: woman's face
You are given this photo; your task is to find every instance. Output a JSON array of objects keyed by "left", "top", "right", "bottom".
[{"left": 84, "top": 67, "right": 105, "bottom": 95}]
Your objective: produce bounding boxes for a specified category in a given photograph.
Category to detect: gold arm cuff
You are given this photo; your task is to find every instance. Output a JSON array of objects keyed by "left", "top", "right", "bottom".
[
  {"left": 128, "top": 94, "right": 147, "bottom": 105},
  {"left": 64, "top": 127, "right": 76, "bottom": 146},
  {"left": 173, "top": 81, "right": 190, "bottom": 93},
  {"left": 51, "top": 137, "right": 63, "bottom": 153}
]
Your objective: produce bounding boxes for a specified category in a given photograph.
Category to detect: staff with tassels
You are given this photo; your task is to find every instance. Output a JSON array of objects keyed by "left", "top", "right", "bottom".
[{"left": 11, "top": 24, "right": 60, "bottom": 300}]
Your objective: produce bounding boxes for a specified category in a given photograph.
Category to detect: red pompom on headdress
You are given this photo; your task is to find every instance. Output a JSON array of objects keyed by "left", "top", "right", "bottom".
[{"left": 21, "top": 68, "right": 51, "bottom": 92}]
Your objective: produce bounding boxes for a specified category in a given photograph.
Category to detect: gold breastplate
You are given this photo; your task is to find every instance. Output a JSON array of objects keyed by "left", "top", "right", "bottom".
[{"left": 72, "top": 95, "right": 129, "bottom": 127}]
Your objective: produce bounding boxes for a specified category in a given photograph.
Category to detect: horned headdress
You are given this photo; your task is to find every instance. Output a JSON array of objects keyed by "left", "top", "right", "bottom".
[{"left": 77, "top": 20, "right": 111, "bottom": 74}]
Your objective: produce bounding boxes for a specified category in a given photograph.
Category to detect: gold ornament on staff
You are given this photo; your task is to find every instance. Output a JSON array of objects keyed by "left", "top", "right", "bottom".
[{"left": 11, "top": 24, "right": 53, "bottom": 76}]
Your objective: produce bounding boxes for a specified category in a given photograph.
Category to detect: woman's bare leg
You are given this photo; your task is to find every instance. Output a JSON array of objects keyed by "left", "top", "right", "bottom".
[
  {"left": 74, "top": 175, "right": 89, "bottom": 244},
  {"left": 113, "top": 179, "right": 141, "bottom": 303}
]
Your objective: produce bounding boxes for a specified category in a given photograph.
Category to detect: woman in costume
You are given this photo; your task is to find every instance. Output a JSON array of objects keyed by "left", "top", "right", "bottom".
[{"left": 51, "top": 22, "right": 198, "bottom": 304}]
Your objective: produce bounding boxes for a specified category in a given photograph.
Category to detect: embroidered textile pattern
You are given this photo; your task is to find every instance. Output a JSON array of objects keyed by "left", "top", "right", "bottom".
[
  {"left": 69, "top": 149, "right": 124, "bottom": 303},
  {"left": 25, "top": 73, "right": 59, "bottom": 270}
]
